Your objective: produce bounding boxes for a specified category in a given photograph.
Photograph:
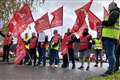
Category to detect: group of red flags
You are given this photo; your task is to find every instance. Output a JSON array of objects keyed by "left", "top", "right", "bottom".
[{"left": 7, "top": 0, "right": 108, "bottom": 64}]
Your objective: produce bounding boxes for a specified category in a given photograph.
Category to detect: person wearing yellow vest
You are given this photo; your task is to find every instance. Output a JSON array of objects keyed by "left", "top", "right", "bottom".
[
  {"left": 49, "top": 30, "right": 60, "bottom": 68},
  {"left": 101, "top": 2, "right": 120, "bottom": 76},
  {"left": 93, "top": 36, "right": 103, "bottom": 67},
  {"left": 23, "top": 33, "right": 30, "bottom": 65}
]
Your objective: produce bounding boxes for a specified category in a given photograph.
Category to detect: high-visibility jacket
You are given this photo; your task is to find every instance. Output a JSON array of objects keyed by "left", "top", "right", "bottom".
[
  {"left": 80, "top": 35, "right": 90, "bottom": 50},
  {"left": 102, "top": 15, "right": 120, "bottom": 40},
  {"left": 24, "top": 36, "right": 30, "bottom": 49},
  {"left": 94, "top": 38, "right": 102, "bottom": 50},
  {"left": 51, "top": 34, "right": 60, "bottom": 51}
]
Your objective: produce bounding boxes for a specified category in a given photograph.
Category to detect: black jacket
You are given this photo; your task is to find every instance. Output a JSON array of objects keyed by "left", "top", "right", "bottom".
[{"left": 102, "top": 8, "right": 120, "bottom": 26}]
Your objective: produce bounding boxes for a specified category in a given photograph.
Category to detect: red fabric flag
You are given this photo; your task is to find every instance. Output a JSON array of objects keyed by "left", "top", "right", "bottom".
[
  {"left": 18, "top": 4, "right": 34, "bottom": 25},
  {"left": 103, "top": 7, "right": 109, "bottom": 20},
  {"left": 15, "top": 35, "right": 26, "bottom": 64},
  {"left": 8, "top": 4, "right": 34, "bottom": 35},
  {"left": 50, "top": 6, "right": 63, "bottom": 28},
  {"left": 75, "top": 0, "right": 93, "bottom": 15},
  {"left": 71, "top": 17, "right": 81, "bottom": 32},
  {"left": 61, "top": 34, "right": 68, "bottom": 55},
  {"left": 88, "top": 10, "right": 101, "bottom": 30},
  {"left": 76, "top": 21, "right": 88, "bottom": 36},
  {"left": 72, "top": 0, "right": 93, "bottom": 32},
  {"left": 8, "top": 12, "right": 26, "bottom": 35},
  {"left": 35, "top": 13, "right": 50, "bottom": 32}
]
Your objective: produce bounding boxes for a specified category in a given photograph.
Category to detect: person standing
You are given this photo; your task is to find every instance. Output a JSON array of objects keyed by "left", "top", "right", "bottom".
[
  {"left": 78, "top": 28, "right": 92, "bottom": 71},
  {"left": 2, "top": 33, "right": 12, "bottom": 62},
  {"left": 23, "top": 33, "right": 30, "bottom": 64},
  {"left": 93, "top": 36, "right": 103, "bottom": 67},
  {"left": 37, "top": 31, "right": 46, "bottom": 66},
  {"left": 29, "top": 32, "right": 38, "bottom": 66},
  {"left": 101, "top": 2, "right": 120, "bottom": 76},
  {"left": 61, "top": 28, "right": 76, "bottom": 69},
  {"left": 49, "top": 30, "right": 60, "bottom": 68}
]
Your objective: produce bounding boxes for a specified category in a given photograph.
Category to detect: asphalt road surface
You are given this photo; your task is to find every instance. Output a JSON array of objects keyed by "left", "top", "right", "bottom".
[{"left": 0, "top": 62, "right": 108, "bottom": 80}]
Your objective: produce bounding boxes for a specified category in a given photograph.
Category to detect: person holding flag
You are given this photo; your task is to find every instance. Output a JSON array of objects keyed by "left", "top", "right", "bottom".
[
  {"left": 49, "top": 30, "right": 61, "bottom": 68},
  {"left": 28, "top": 32, "right": 38, "bottom": 66},
  {"left": 61, "top": 28, "right": 76, "bottom": 69}
]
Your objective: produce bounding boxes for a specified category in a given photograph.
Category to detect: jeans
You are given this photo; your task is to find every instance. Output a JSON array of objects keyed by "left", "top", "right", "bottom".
[
  {"left": 38, "top": 48, "right": 46, "bottom": 65},
  {"left": 103, "top": 39, "right": 116, "bottom": 73},
  {"left": 29, "top": 48, "right": 37, "bottom": 65},
  {"left": 49, "top": 49, "right": 59, "bottom": 65}
]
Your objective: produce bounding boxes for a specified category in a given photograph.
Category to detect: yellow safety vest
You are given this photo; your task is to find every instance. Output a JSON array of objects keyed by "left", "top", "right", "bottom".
[
  {"left": 94, "top": 39, "right": 102, "bottom": 50},
  {"left": 24, "top": 37, "right": 30, "bottom": 49},
  {"left": 51, "top": 42, "right": 60, "bottom": 51},
  {"left": 102, "top": 14, "right": 120, "bottom": 40}
]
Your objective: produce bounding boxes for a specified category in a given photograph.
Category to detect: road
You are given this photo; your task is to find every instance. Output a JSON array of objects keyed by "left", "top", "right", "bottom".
[{"left": 0, "top": 62, "right": 108, "bottom": 80}]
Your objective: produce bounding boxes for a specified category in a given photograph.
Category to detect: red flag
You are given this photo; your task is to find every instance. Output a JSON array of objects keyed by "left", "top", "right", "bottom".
[
  {"left": 8, "top": 4, "right": 34, "bottom": 35},
  {"left": 76, "top": 21, "right": 88, "bottom": 36},
  {"left": 18, "top": 4, "right": 34, "bottom": 25},
  {"left": 50, "top": 6, "right": 63, "bottom": 28},
  {"left": 8, "top": 12, "right": 27, "bottom": 35},
  {"left": 61, "top": 34, "right": 68, "bottom": 55},
  {"left": 103, "top": 7, "right": 109, "bottom": 20},
  {"left": 75, "top": 0, "right": 93, "bottom": 15},
  {"left": 71, "top": 17, "right": 81, "bottom": 32},
  {"left": 15, "top": 35, "right": 26, "bottom": 64},
  {"left": 72, "top": 0, "right": 93, "bottom": 32},
  {"left": 88, "top": 10, "right": 101, "bottom": 30},
  {"left": 35, "top": 13, "right": 50, "bottom": 32}
]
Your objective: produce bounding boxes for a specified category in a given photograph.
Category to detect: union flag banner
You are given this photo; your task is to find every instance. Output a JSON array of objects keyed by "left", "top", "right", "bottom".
[
  {"left": 35, "top": 13, "right": 50, "bottom": 32},
  {"left": 15, "top": 35, "right": 26, "bottom": 65},
  {"left": 76, "top": 21, "right": 88, "bottom": 36},
  {"left": 61, "top": 34, "right": 68, "bottom": 55},
  {"left": 8, "top": 12, "right": 26, "bottom": 35},
  {"left": 50, "top": 6, "right": 63, "bottom": 28},
  {"left": 88, "top": 10, "right": 101, "bottom": 30},
  {"left": 72, "top": 0, "right": 93, "bottom": 32},
  {"left": 8, "top": 4, "right": 34, "bottom": 35},
  {"left": 103, "top": 7, "right": 109, "bottom": 20},
  {"left": 18, "top": 4, "right": 34, "bottom": 25}
]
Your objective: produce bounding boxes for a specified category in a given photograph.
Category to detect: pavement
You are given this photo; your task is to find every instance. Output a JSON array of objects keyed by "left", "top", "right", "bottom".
[{"left": 0, "top": 61, "right": 108, "bottom": 80}]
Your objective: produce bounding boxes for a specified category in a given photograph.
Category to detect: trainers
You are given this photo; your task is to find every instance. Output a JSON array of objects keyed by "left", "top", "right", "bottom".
[
  {"left": 100, "top": 72, "right": 113, "bottom": 77},
  {"left": 86, "top": 66, "right": 89, "bottom": 71},
  {"left": 72, "top": 66, "right": 75, "bottom": 69},
  {"left": 78, "top": 66, "right": 84, "bottom": 70},
  {"left": 55, "top": 65, "right": 58, "bottom": 68},
  {"left": 94, "top": 64, "right": 98, "bottom": 67}
]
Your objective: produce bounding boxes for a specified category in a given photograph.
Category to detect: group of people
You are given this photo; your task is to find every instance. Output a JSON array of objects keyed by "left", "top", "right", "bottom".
[{"left": 0, "top": 1, "right": 119, "bottom": 77}]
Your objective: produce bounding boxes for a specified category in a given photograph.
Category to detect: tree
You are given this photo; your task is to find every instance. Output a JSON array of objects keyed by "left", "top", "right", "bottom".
[
  {"left": 0, "top": 0, "right": 45, "bottom": 34},
  {"left": 0, "top": 0, "right": 45, "bottom": 42}
]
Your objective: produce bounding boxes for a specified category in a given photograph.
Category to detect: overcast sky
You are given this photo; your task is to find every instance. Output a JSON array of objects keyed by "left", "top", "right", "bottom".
[{"left": 22, "top": 0, "right": 120, "bottom": 40}]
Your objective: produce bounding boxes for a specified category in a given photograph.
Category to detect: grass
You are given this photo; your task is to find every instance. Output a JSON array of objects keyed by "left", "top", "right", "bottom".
[{"left": 89, "top": 71, "right": 120, "bottom": 80}]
